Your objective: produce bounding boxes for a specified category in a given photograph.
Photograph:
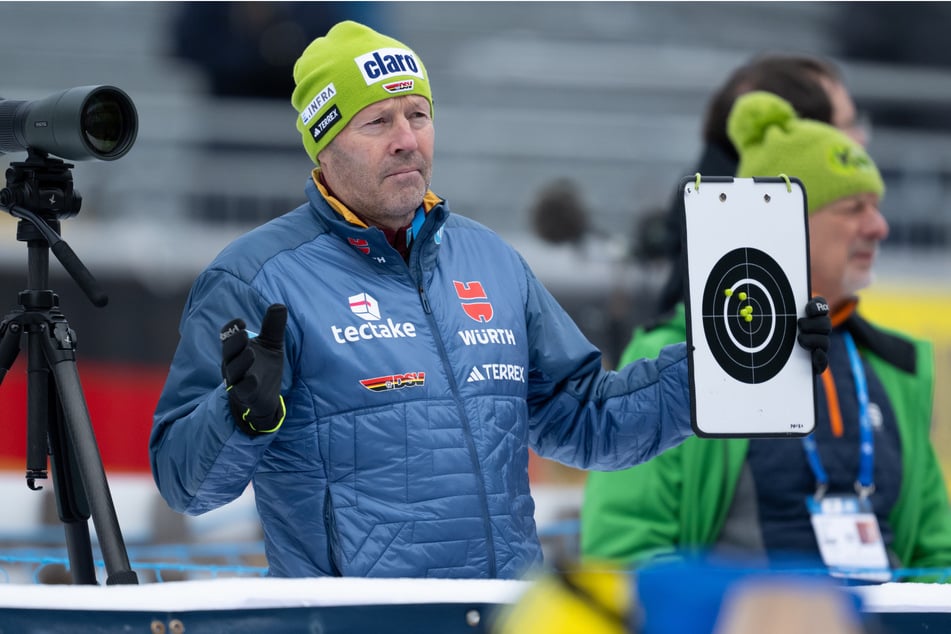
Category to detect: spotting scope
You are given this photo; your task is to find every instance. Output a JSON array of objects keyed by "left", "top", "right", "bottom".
[{"left": 0, "top": 85, "right": 137, "bottom": 161}]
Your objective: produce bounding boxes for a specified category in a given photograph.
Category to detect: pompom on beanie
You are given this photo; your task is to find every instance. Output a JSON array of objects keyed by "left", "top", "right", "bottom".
[{"left": 727, "top": 91, "right": 884, "bottom": 214}]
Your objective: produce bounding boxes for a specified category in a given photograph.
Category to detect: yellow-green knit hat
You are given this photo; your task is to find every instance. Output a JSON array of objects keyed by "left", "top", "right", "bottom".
[
  {"left": 728, "top": 91, "right": 884, "bottom": 214},
  {"left": 291, "top": 21, "right": 433, "bottom": 164}
]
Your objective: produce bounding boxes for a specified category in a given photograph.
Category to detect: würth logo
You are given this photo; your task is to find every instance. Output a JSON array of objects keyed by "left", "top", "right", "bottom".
[
  {"left": 454, "top": 280, "right": 493, "bottom": 323},
  {"left": 348, "top": 237, "right": 371, "bottom": 255}
]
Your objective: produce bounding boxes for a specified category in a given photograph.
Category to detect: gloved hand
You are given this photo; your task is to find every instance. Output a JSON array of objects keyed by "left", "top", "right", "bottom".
[
  {"left": 220, "top": 303, "right": 288, "bottom": 436},
  {"left": 797, "top": 296, "right": 831, "bottom": 374}
]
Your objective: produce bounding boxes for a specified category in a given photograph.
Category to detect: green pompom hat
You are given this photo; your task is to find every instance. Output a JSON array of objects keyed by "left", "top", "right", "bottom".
[
  {"left": 291, "top": 21, "right": 433, "bottom": 164},
  {"left": 727, "top": 91, "right": 884, "bottom": 214}
]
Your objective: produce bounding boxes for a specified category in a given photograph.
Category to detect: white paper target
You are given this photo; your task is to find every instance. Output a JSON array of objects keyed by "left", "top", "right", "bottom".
[{"left": 682, "top": 176, "right": 816, "bottom": 437}]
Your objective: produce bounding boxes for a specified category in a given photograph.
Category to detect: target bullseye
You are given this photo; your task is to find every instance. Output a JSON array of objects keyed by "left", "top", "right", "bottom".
[{"left": 702, "top": 247, "right": 797, "bottom": 384}]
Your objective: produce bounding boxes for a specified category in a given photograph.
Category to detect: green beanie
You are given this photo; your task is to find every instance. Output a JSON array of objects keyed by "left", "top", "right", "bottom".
[
  {"left": 291, "top": 21, "right": 433, "bottom": 164},
  {"left": 727, "top": 91, "right": 884, "bottom": 214}
]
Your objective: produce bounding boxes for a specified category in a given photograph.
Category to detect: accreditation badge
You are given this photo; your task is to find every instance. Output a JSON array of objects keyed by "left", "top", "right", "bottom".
[{"left": 806, "top": 494, "right": 890, "bottom": 582}]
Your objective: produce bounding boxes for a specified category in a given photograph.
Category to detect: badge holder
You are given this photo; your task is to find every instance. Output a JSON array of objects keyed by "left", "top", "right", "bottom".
[{"left": 806, "top": 490, "right": 890, "bottom": 583}]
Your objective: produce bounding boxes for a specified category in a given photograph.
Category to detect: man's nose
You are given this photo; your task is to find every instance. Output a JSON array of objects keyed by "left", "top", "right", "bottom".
[
  {"left": 390, "top": 116, "right": 419, "bottom": 152},
  {"left": 866, "top": 206, "right": 889, "bottom": 240}
]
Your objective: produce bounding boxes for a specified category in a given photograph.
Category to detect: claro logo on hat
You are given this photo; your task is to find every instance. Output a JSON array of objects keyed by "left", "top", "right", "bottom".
[{"left": 355, "top": 47, "right": 425, "bottom": 86}]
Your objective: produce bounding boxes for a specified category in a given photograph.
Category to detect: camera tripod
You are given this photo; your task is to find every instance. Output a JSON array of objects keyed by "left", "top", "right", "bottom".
[{"left": 0, "top": 152, "right": 137, "bottom": 584}]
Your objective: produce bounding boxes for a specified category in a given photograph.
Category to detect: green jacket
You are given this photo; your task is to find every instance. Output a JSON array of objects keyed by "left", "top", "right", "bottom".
[{"left": 581, "top": 303, "right": 951, "bottom": 574}]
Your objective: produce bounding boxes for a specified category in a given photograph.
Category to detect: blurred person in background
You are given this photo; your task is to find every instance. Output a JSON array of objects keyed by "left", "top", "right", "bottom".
[
  {"left": 149, "top": 21, "right": 829, "bottom": 580},
  {"left": 652, "top": 53, "right": 867, "bottom": 318},
  {"left": 581, "top": 91, "right": 951, "bottom": 579}
]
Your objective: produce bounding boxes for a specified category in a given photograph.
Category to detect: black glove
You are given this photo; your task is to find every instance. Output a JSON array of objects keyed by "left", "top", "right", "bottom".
[
  {"left": 797, "top": 296, "right": 831, "bottom": 374},
  {"left": 220, "top": 303, "right": 288, "bottom": 436}
]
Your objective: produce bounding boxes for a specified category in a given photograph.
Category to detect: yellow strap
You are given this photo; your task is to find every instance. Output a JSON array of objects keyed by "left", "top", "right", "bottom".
[
  {"left": 246, "top": 395, "right": 287, "bottom": 434},
  {"left": 694, "top": 172, "right": 702, "bottom": 191}
]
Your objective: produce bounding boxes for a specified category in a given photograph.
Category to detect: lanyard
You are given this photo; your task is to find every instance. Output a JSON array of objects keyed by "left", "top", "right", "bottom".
[{"left": 801, "top": 331, "right": 875, "bottom": 499}]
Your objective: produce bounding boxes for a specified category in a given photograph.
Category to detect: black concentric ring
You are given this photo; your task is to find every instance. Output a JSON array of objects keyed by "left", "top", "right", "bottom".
[{"left": 700, "top": 247, "right": 798, "bottom": 383}]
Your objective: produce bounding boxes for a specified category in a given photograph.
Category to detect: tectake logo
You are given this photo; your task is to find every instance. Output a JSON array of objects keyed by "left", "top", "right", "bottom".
[
  {"left": 355, "top": 48, "right": 425, "bottom": 86},
  {"left": 331, "top": 292, "right": 418, "bottom": 344},
  {"left": 349, "top": 292, "right": 380, "bottom": 321}
]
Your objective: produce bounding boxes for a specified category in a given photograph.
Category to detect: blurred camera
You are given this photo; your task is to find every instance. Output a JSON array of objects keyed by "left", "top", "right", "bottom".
[{"left": 0, "top": 85, "right": 137, "bottom": 161}]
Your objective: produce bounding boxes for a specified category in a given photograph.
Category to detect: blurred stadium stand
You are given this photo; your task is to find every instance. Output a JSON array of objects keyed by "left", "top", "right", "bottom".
[
  {"left": 0, "top": 1, "right": 950, "bottom": 573},
  {"left": 1, "top": 2, "right": 949, "bottom": 362}
]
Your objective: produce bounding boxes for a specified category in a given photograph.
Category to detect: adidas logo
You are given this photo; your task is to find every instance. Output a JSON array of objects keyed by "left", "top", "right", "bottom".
[
  {"left": 465, "top": 363, "right": 526, "bottom": 383},
  {"left": 467, "top": 367, "right": 486, "bottom": 382}
]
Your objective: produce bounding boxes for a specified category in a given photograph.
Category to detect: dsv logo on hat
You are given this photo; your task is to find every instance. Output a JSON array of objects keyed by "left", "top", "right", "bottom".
[
  {"left": 383, "top": 80, "right": 415, "bottom": 94},
  {"left": 355, "top": 48, "right": 425, "bottom": 85}
]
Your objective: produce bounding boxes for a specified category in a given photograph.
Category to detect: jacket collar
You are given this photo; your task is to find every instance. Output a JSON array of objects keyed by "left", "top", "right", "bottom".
[{"left": 303, "top": 171, "right": 448, "bottom": 270}]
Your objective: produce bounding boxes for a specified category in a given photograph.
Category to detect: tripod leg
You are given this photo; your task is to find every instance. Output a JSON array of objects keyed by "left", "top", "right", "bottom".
[
  {"left": 24, "top": 324, "right": 98, "bottom": 583},
  {"left": 26, "top": 327, "right": 50, "bottom": 489},
  {"left": 41, "top": 321, "right": 138, "bottom": 585},
  {"left": 0, "top": 314, "right": 49, "bottom": 489},
  {"left": 46, "top": 374, "right": 98, "bottom": 585},
  {"left": 0, "top": 317, "right": 22, "bottom": 384}
]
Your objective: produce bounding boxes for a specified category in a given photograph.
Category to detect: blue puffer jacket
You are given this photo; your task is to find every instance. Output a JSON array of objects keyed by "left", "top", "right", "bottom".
[{"left": 150, "top": 176, "right": 692, "bottom": 579}]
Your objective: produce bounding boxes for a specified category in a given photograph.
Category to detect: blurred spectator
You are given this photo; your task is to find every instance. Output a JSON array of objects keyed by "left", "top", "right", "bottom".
[
  {"left": 530, "top": 178, "right": 592, "bottom": 247},
  {"left": 651, "top": 53, "right": 859, "bottom": 319},
  {"left": 527, "top": 178, "right": 638, "bottom": 366},
  {"left": 169, "top": 2, "right": 384, "bottom": 99}
]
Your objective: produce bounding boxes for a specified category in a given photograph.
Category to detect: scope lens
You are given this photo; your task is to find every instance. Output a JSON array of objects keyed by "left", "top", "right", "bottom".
[{"left": 81, "top": 93, "right": 125, "bottom": 154}]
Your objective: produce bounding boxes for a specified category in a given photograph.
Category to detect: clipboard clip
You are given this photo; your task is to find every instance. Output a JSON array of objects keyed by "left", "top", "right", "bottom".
[{"left": 778, "top": 173, "right": 793, "bottom": 193}]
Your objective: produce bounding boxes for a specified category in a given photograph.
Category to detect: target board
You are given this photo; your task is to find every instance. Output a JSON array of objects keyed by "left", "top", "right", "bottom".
[{"left": 682, "top": 176, "right": 816, "bottom": 437}]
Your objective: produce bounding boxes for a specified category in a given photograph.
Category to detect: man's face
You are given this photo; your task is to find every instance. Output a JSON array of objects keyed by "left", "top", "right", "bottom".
[
  {"left": 808, "top": 192, "right": 888, "bottom": 308},
  {"left": 318, "top": 95, "right": 434, "bottom": 230}
]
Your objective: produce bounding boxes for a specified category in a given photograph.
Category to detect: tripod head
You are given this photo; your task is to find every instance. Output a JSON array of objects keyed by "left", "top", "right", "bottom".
[
  {"left": 1, "top": 149, "right": 82, "bottom": 221},
  {"left": 0, "top": 150, "right": 107, "bottom": 307},
  {"left": 0, "top": 84, "right": 138, "bottom": 304}
]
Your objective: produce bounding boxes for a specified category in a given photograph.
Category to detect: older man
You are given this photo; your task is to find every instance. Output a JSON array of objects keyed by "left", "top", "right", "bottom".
[
  {"left": 582, "top": 92, "right": 951, "bottom": 579},
  {"left": 150, "top": 23, "right": 829, "bottom": 579}
]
